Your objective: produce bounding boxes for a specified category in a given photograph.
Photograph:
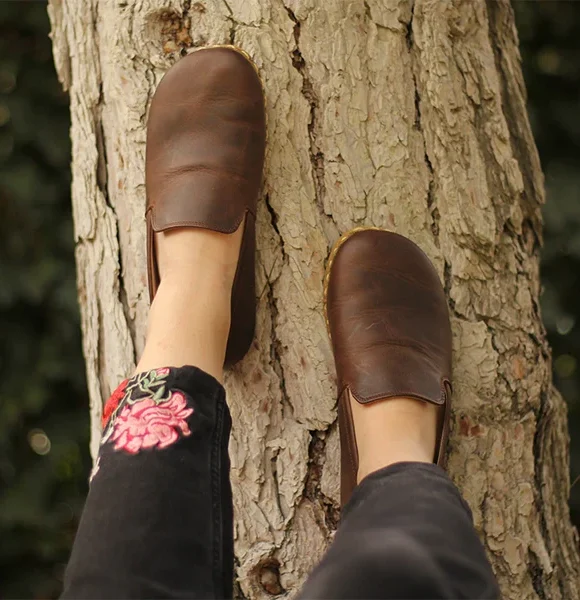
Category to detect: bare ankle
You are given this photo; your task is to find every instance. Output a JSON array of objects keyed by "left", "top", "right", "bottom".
[
  {"left": 349, "top": 392, "right": 439, "bottom": 483},
  {"left": 155, "top": 223, "right": 244, "bottom": 286},
  {"left": 135, "top": 267, "right": 233, "bottom": 381},
  {"left": 138, "top": 219, "right": 245, "bottom": 381}
]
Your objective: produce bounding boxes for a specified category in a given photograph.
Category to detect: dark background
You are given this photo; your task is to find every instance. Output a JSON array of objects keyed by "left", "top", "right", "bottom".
[{"left": 0, "top": 1, "right": 578, "bottom": 597}]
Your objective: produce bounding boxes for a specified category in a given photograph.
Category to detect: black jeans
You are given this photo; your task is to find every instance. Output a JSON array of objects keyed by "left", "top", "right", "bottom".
[{"left": 62, "top": 366, "right": 499, "bottom": 599}]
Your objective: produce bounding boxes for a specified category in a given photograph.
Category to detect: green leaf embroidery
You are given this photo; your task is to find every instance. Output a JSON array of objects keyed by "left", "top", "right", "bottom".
[{"left": 152, "top": 386, "right": 166, "bottom": 402}]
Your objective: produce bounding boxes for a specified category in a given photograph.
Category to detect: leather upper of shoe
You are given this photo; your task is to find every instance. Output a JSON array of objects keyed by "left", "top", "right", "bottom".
[
  {"left": 145, "top": 47, "right": 266, "bottom": 298},
  {"left": 326, "top": 229, "right": 452, "bottom": 505},
  {"left": 327, "top": 230, "right": 452, "bottom": 405}
]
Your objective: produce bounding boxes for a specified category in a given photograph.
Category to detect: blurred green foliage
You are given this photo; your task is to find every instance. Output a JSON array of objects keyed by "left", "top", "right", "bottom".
[
  {"left": 0, "top": 2, "right": 90, "bottom": 598},
  {"left": 0, "top": 1, "right": 578, "bottom": 598}
]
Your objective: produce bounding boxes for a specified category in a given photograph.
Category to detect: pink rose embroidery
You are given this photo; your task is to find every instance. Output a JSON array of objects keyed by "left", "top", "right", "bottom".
[{"left": 110, "top": 391, "right": 193, "bottom": 454}]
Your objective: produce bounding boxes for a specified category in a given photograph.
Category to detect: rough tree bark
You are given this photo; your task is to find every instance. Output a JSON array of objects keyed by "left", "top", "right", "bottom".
[{"left": 48, "top": 0, "right": 579, "bottom": 597}]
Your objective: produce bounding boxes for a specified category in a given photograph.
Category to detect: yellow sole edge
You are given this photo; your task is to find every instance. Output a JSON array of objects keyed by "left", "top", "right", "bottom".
[{"left": 190, "top": 44, "right": 261, "bottom": 80}]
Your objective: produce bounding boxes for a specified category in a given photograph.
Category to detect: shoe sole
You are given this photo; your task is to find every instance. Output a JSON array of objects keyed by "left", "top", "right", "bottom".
[{"left": 323, "top": 226, "right": 386, "bottom": 340}]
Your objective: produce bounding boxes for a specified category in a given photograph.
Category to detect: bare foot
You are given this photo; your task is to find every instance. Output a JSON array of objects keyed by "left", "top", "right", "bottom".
[{"left": 349, "top": 391, "right": 439, "bottom": 483}]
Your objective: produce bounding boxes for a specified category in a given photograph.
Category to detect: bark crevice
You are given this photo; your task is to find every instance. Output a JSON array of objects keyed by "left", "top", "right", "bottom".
[
  {"left": 285, "top": 5, "right": 337, "bottom": 236},
  {"left": 407, "top": 3, "right": 439, "bottom": 251},
  {"left": 94, "top": 3, "right": 137, "bottom": 367}
]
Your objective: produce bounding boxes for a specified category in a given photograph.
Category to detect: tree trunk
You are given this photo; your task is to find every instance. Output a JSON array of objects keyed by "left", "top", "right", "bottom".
[{"left": 48, "top": 0, "right": 580, "bottom": 597}]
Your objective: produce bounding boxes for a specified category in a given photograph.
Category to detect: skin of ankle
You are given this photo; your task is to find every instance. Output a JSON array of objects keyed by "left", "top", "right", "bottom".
[
  {"left": 135, "top": 223, "right": 244, "bottom": 381},
  {"left": 156, "top": 226, "right": 243, "bottom": 285},
  {"left": 135, "top": 275, "right": 231, "bottom": 381},
  {"left": 349, "top": 392, "right": 438, "bottom": 483}
]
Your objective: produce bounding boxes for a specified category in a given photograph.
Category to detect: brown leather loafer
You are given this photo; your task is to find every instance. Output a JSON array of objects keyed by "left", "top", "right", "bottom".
[
  {"left": 324, "top": 228, "right": 452, "bottom": 506},
  {"left": 146, "top": 46, "right": 266, "bottom": 367}
]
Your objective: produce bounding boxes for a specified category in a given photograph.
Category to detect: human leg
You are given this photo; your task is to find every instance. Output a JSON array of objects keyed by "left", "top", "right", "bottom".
[
  {"left": 299, "top": 229, "right": 499, "bottom": 599},
  {"left": 62, "top": 46, "right": 266, "bottom": 599},
  {"left": 299, "top": 463, "right": 499, "bottom": 599},
  {"left": 62, "top": 366, "right": 233, "bottom": 599}
]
